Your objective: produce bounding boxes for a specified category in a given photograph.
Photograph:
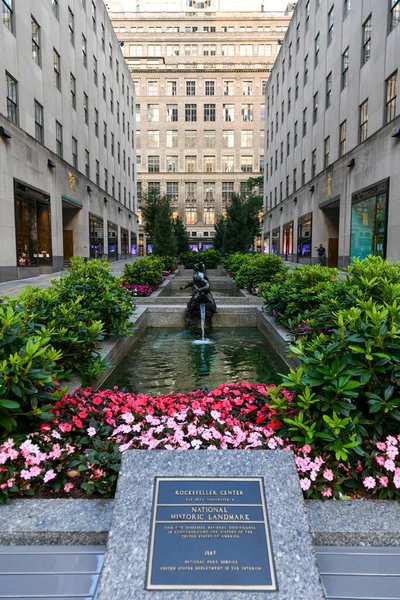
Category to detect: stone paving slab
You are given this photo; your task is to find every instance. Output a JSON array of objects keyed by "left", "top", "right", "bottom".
[{"left": 97, "top": 450, "right": 324, "bottom": 600}]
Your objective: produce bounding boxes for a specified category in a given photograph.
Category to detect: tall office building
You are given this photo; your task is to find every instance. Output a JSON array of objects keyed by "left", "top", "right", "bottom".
[
  {"left": 109, "top": 6, "right": 293, "bottom": 253},
  {"left": 108, "top": 1, "right": 268, "bottom": 12},
  {"left": 263, "top": 0, "right": 400, "bottom": 266},
  {"left": 0, "top": 0, "right": 137, "bottom": 283}
]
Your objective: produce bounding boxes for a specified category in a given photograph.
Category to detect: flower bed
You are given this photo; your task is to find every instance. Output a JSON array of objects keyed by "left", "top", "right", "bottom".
[
  {"left": 1, "top": 383, "right": 399, "bottom": 504},
  {"left": 121, "top": 283, "right": 154, "bottom": 297}
]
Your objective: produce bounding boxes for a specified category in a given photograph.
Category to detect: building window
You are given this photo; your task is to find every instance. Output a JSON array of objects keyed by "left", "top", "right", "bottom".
[
  {"left": 184, "top": 44, "right": 198, "bottom": 56},
  {"left": 83, "top": 93, "right": 88, "bottom": 124},
  {"left": 94, "top": 108, "right": 98, "bottom": 136},
  {"left": 360, "top": 99, "right": 368, "bottom": 142},
  {"left": 288, "top": 88, "right": 291, "bottom": 113},
  {"left": 136, "top": 104, "right": 140, "bottom": 123},
  {"left": 15, "top": 183, "right": 52, "bottom": 267},
  {"left": 167, "top": 130, "right": 178, "bottom": 148},
  {"left": 70, "top": 73, "right": 76, "bottom": 109},
  {"left": 185, "top": 130, "right": 197, "bottom": 148},
  {"left": 303, "top": 108, "right": 307, "bottom": 137},
  {"left": 110, "top": 88, "right": 113, "bottom": 113},
  {"left": 296, "top": 23, "right": 300, "bottom": 53},
  {"left": 204, "top": 182, "right": 215, "bottom": 202},
  {"left": 326, "top": 72, "right": 332, "bottom": 108},
  {"left": 312, "top": 149, "right": 317, "bottom": 178},
  {"left": 166, "top": 44, "right": 180, "bottom": 56},
  {"left": 203, "top": 44, "right": 217, "bottom": 56},
  {"left": 111, "top": 132, "right": 114, "bottom": 155},
  {"left": 241, "top": 130, "right": 253, "bottom": 148},
  {"left": 313, "top": 92, "right": 318, "bottom": 125},
  {"left": 298, "top": 213, "right": 312, "bottom": 258},
  {"left": 390, "top": 0, "right": 400, "bottom": 32},
  {"left": 185, "top": 104, "right": 197, "bottom": 121},
  {"left": 81, "top": 34, "right": 87, "bottom": 67},
  {"left": 223, "top": 81, "right": 234, "bottom": 96},
  {"left": 242, "top": 104, "right": 254, "bottom": 122},
  {"left": 166, "top": 156, "right": 178, "bottom": 173},
  {"left": 72, "top": 137, "right": 78, "bottom": 169},
  {"left": 386, "top": 71, "right": 398, "bottom": 123},
  {"left": 304, "top": 55, "right": 309, "bottom": 85},
  {"left": 342, "top": 47, "right": 349, "bottom": 89},
  {"left": 242, "top": 81, "right": 253, "bottom": 96},
  {"left": 185, "top": 209, "right": 197, "bottom": 226},
  {"left": 315, "top": 33, "right": 320, "bottom": 67},
  {"left": 204, "top": 104, "right": 216, "bottom": 121},
  {"left": 117, "top": 142, "right": 120, "bottom": 164},
  {"left": 362, "top": 15, "right": 372, "bottom": 65},
  {"left": 344, "top": 0, "right": 350, "bottom": 18},
  {"left": 185, "top": 156, "right": 197, "bottom": 173},
  {"left": 185, "top": 182, "right": 197, "bottom": 202},
  {"left": 289, "top": 42, "right": 292, "bottom": 68},
  {"left": 223, "top": 104, "right": 234, "bottom": 121},
  {"left": 103, "top": 121, "right": 107, "bottom": 148},
  {"left": 351, "top": 180, "right": 388, "bottom": 260},
  {"left": 339, "top": 120, "right": 346, "bottom": 156},
  {"left": 204, "top": 156, "right": 216, "bottom": 173},
  {"left": 295, "top": 73, "right": 299, "bottom": 99},
  {"left": 222, "top": 182, "right": 234, "bottom": 203},
  {"left": 148, "top": 156, "right": 160, "bottom": 173},
  {"left": 294, "top": 121, "right": 298, "bottom": 147},
  {"left": 167, "top": 182, "right": 179, "bottom": 202},
  {"left": 222, "top": 156, "right": 234, "bottom": 172},
  {"left": 148, "top": 104, "right": 160, "bottom": 122},
  {"left": 328, "top": 5, "right": 334, "bottom": 46},
  {"left": 85, "top": 150, "right": 90, "bottom": 178},
  {"left": 205, "top": 81, "right": 215, "bottom": 96},
  {"left": 221, "top": 44, "right": 234, "bottom": 56},
  {"left": 204, "top": 130, "right": 216, "bottom": 148},
  {"left": 56, "top": 120, "right": 62, "bottom": 158},
  {"left": 93, "top": 55, "right": 97, "bottom": 86},
  {"left": 222, "top": 130, "right": 234, "bottom": 148},
  {"left": 241, "top": 156, "right": 253, "bottom": 173},
  {"left": 186, "top": 81, "right": 196, "bottom": 96},
  {"left": 6, "top": 72, "right": 18, "bottom": 124},
  {"left": 147, "top": 81, "right": 158, "bottom": 96},
  {"left": 3, "top": 0, "right": 14, "bottom": 33},
  {"left": 68, "top": 7, "right": 74, "bottom": 46},
  {"left": 287, "top": 132, "right": 290, "bottom": 156},
  {"left": 324, "top": 136, "right": 330, "bottom": 168},
  {"left": 102, "top": 73, "right": 106, "bottom": 101},
  {"left": 167, "top": 81, "right": 177, "bottom": 96},
  {"left": 53, "top": 49, "right": 61, "bottom": 90},
  {"left": 204, "top": 208, "right": 215, "bottom": 225},
  {"left": 166, "top": 104, "right": 178, "bottom": 123},
  {"left": 148, "top": 130, "right": 160, "bottom": 148},
  {"left": 34, "top": 100, "right": 43, "bottom": 144},
  {"left": 31, "top": 16, "right": 41, "bottom": 67},
  {"left": 109, "top": 43, "right": 113, "bottom": 68}
]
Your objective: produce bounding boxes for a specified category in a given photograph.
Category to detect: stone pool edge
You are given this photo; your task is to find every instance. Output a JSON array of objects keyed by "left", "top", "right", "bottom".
[{"left": 1, "top": 497, "right": 399, "bottom": 547}]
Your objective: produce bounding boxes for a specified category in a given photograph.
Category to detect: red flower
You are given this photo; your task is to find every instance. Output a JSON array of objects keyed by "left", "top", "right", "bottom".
[{"left": 40, "top": 424, "right": 51, "bottom": 433}]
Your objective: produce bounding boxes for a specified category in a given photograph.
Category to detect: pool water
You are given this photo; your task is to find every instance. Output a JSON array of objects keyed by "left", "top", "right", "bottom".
[
  {"left": 102, "top": 327, "right": 288, "bottom": 396},
  {"left": 162, "top": 288, "right": 243, "bottom": 297}
]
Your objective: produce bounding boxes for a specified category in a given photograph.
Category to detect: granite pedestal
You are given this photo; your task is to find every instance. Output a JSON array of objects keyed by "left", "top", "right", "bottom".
[{"left": 97, "top": 451, "right": 324, "bottom": 599}]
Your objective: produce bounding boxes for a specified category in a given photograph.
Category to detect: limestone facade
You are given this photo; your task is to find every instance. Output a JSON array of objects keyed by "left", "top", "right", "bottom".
[
  {"left": 0, "top": 0, "right": 137, "bottom": 282},
  {"left": 110, "top": 7, "right": 293, "bottom": 252},
  {"left": 263, "top": 0, "right": 400, "bottom": 267}
]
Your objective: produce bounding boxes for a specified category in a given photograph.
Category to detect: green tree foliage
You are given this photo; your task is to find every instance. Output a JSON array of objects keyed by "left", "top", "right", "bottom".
[
  {"left": 173, "top": 216, "right": 190, "bottom": 254},
  {"left": 213, "top": 215, "right": 226, "bottom": 253},
  {"left": 222, "top": 193, "right": 262, "bottom": 254},
  {"left": 152, "top": 202, "right": 177, "bottom": 257}
]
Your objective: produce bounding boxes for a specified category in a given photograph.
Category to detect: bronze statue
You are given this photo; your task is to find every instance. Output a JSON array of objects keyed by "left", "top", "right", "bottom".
[{"left": 181, "top": 272, "right": 217, "bottom": 329}]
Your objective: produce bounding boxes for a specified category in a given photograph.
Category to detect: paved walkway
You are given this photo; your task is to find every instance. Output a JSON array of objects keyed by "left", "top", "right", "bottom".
[{"left": 0, "top": 258, "right": 138, "bottom": 299}]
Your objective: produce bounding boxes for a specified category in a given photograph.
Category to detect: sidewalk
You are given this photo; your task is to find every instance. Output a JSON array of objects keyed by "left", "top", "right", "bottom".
[{"left": 0, "top": 258, "right": 139, "bottom": 299}]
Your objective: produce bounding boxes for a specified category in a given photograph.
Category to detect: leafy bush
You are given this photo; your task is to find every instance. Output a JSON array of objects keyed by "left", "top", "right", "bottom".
[
  {"left": 0, "top": 302, "right": 62, "bottom": 439},
  {"left": 159, "top": 255, "right": 177, "bottom": 273},
  {"left": 234, "top": 254, "right": 285, "bottom": 292},
  {"left": 224, "top": 253, "right": 252, "bottom": 277},
  {"left": 259, "top": 264, "right": 339, "bottom": 330},
  {"left": 180, "top": 249, "right": 221, "bottom": 270},
  {"left": 123, "top": 256, "right": 164, "bottom": 289},
  {"left": 53, "top": 257, "right": 135, "bottom": 336}
]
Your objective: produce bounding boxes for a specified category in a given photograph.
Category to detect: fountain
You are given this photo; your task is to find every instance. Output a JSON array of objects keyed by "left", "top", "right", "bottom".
[{"left": 180, "top": 264, "right": 217, "bottom": 337}]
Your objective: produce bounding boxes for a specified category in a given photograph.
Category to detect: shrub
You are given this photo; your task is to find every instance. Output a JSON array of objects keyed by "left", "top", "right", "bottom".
[
  {"left": 159, "top": 255, "right": 177, "bottom": 273},
  {"left": 234, "top": 254, "right": 285, "bottom": 292},
  {"left": 224, "top": 253, "right": 252, "bottom": 277},
  {"left": 53, "top": 257, "right": 135, "bottom": 336},
  {"left": 123, "top": 256, "right": 164, "bottom": 289},
  {"left": 200, "top": 248, "right": 221, "bottom": 269},
  {"left": 0, "top": 302, "right": 62, "bottom": 439}
]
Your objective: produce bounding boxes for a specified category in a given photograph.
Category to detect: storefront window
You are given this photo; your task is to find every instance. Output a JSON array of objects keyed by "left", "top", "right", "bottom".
[
  {"left": 139, "top": 233, "right": 144, "bottom": 256},
  {"left": 121, "top": 228, "right": 129, "bottom": 257},
  {"left": 107, "top": 221, "right": 118, "bottom": 260},
  {"left": 297, "top": 213, "right": 312, "bottom": 258},
  {"left": 15, "top": 181, "right": 52, "bottom": 266},
  {"left": 131, "top": 232, "right": 138, "bottom": 255},
  {"left": 282, "top": 221, "right": 293, "bottom": 260},
  {"left": 89, "top": 213, "right": 104, "bottom": 258},
  {"left": 264, "top": 231, "right": 270, "bottom": 253},
  {"left": 350, "top": 180, "right": 388, "bottom": 260},
  {"left": 271, "top": 227, "right": 280, "bottom": 255}
]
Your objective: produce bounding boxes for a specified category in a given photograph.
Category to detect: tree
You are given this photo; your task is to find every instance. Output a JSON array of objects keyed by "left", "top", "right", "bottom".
[
  {"left": 152, "top": 202, "right": 177, "bottom": 256},
  {"left": 140, "top": 188, "right": 170, "bottom": 239},
  {"left": 173, "top": 217, "right": 190, "bottom": 254},
  {"left": 213, "top": 215, "right": 226, "bottom": 253},
  {"left": 222, "top": 194, "right": 263, "bottom": 254}
]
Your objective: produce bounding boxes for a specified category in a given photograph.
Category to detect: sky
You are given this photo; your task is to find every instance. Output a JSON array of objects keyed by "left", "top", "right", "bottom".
[{"left": 267, "top": 0, "right": 290, "bottom": 9}]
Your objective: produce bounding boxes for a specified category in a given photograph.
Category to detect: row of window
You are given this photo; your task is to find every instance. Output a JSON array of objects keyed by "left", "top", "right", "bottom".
[
  {"left": 138, "top": 129, "right": 265, "bottom": 149},
  {"left": 266, "top": 71, "right": 398, "bottom": 171},
  {"left": 114, "top": 23, "right": 288, "bottom": 34},
  {"left": 137, "top": 103, "right": 263, "bottom": 123},
  {"left": 136, "top": 79, "right": 267, "bottom": 97},
  {"left": 127, "top": 43, "right": 278, "bottom": 58},
  {"left": 138, "top": 155, "right": 263, "bottom": 174},
  {"left": 138, "top": 181, "right": 239, "bottom": 202}
]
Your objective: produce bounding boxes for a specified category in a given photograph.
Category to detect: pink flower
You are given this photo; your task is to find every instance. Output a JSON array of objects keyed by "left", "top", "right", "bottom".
[
  {"left": 300, "top": 478, "right": 311, "bottom": 491},
  {"left": 321, "top": 487, "right": 332, "bottom": 497},
  {"left": 64, "top": 483, "right": 74, "bottom": 492},
  {"left": 375, "top": 456, "right": 385, "bottom": 466},
  {"left": 363, "top": 476, "right": 376, "bottom": 490},
  {"left": 384, "top": 459, "right": 396, "bottom": 472},
  {"left": 376, "top": 442, "right": 387, "bottom": 451},
  {"left": 302, "top": 444, "right": 312, "bottom": 456},
  {"left": 59, "top": 423, "right": 73, "bottom": 432},
  {"left": 87, "top": 427, "right": 97, "bottom": 437},
  {"left": 43, "top": 469, "right": 57, "bottom": 483},
  {"left": 323, "top": 469, "right": 334, "bottom": 482},
  {"left": 20, "top": 470, "right": 33, "bottom": 480},
  {"left": 29, "top": 466, "right": 41, "bottom": 477},
  {"left": 379, "top": 476, "right": 389, "bottom": 488}
]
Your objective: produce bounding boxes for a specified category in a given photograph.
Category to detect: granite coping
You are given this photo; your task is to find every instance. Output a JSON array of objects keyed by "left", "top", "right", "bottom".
[{"left": 97, "top": 450, "right": 325, "bottom": 600}]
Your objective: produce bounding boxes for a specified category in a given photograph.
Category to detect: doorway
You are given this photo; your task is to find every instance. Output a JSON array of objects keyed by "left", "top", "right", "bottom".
[
  {"left": 320, "top": 199, "right": 340, "bottom": 268},
  {"left": 63, "top": 231, "right": 73, "bottom": 260}
]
